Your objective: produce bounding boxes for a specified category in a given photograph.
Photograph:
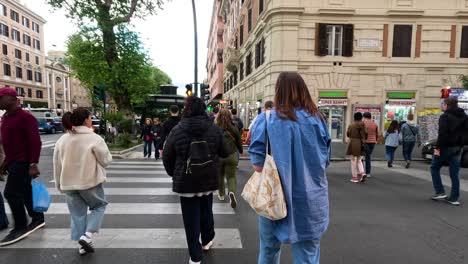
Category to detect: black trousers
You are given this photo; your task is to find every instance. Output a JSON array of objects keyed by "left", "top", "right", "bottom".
[
  {"left": 4, "top": 162, "right": 44, "bottom": 229},
  {"left": 153, "top": 139, "right": 161, "bottom": 159},
  {"left": 180, "top": 194, "right": 215, "bottom": 262}
]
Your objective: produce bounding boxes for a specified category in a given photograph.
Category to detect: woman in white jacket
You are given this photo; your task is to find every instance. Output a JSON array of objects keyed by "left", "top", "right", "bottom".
[{"left": 53, "top": 108, "right": 112, "bottom": 256}]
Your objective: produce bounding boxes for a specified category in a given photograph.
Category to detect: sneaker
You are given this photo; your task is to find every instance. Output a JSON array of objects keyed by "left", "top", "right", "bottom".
[
  {"left": 0, "top": 228, "right": 30, "bottom": 246},
  {"left": 445, "top": 197, "right": 460, "bottom": 206},
  {"left": 78, "top": 246, "right": 87, "bottom": 256},
  {"left": 78, "top": 235, "right": 95, "bottom": 253},
  {"left": 189, "top": 259, "right": 201, "bottom": 264},
  {"left": 360, "top": 174, "right": 367, "bottom": 183},
  {"left": 431, "top": 193, "right": 447, "bottom": 201},
  {"left": 27, "top": 219, "right": 45, "bottom": 235},
  {"left": 405, "top": 162, "right": 411, "bottom": 169},
  {"left": 366, "top": 174, "right": 372, "bottom": 178},
  {"left": 202, "top": 240, "right": 213, "bottom": 251},
  {"left": 217, "top": 194, "right": 225, "bottom": 201},
  {"left": 387, "top": 163, "right": 393, "bottom": 168},
  {"left": 350, "top": 177, "right": 359, "bottom": 183},
  {"left": 229, "top": 192, "right": 237, "bottom": 209}
]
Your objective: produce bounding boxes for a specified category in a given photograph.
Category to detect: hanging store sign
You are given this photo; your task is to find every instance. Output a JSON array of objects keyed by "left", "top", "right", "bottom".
[
  {"left": 319, "top": 99, "right": 348, "bottom": 106},
  {"left": 354, "top": 105, "right": 382, "bottom": 128},
  {"left": 319, "top": 91, "right": 347, "bottom": 98},
  {"left": 387, "top": 99, "right": 416, "bottom": 106}
]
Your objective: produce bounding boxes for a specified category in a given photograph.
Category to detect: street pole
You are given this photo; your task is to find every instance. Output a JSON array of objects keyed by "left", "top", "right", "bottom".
[{"left": 191, "top": 0, "right": 198, "bottom": 97}]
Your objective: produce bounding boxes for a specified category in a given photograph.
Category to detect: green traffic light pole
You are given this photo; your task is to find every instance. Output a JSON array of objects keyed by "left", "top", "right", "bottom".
[{"left": 191, "top": 0, "right": 198, "bottom": 97}]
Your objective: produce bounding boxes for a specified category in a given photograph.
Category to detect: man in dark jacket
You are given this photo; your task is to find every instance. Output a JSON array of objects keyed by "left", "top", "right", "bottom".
[
  {"left": 230, "top": 108, "right": 244, "bottom": 134},
  {"left": 152, "top": 118, "right": 163, "bottom": 160},
  {"left": 431, "top": 98, "right": 468, "bottom": 206},
  {"left": 162, "top": 97, "right": 229, "bottom": 264},
  {"left": 158, "top": 105, "right": 180, "bottom": 152}
]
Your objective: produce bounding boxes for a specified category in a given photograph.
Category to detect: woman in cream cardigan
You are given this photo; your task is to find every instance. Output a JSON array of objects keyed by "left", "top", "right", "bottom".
[{"left": 53, "top": 108, "right": 112, "bottom": 256}]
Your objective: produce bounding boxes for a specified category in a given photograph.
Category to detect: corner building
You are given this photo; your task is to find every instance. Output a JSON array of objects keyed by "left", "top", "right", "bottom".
[{"left": 219, "top": 0, "right": 468, "bottom": 142}]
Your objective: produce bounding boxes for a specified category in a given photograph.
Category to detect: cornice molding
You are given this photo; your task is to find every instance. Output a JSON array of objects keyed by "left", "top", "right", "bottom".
[
  {"left": 387, "top": 9, "right": 425, "bottom": 16},
  {"left": 317, "top": 8, "right": 356, "bottom": 15}
]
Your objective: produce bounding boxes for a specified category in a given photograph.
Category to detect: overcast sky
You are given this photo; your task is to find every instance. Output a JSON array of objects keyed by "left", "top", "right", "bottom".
[{"left": 23, "top": 0, "right": 214, "bottom": 95}]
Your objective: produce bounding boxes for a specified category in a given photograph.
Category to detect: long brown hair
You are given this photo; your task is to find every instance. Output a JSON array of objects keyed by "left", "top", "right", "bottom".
[
  {"left": 387, "top": 120, "right": 399, "bottom": 133},
  {"left": 216, "top": 109, "right": 233, "bottom": 130},
  {"left": 274, "top": 72, "right": 318, "bottom": 121}
]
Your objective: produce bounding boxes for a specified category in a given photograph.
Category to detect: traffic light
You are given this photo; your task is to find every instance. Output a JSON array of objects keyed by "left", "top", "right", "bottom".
[
  {"left": 185, "top": 84, "right": 193, "bottom": 97},
  {"left": 207, "top": 105, "right": 213, "bottom": 112},
  {"left": 200, "top": 83, "right": 210, "bottom": 101},
  {"left": 93, "top": 85, "right": 106, "bottom": 102}
]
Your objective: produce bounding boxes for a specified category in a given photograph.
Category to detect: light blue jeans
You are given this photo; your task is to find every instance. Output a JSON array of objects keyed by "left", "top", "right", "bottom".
[
  {"left": 64, "top": 184, "right": 108, "bottom": 241},
  {"left": 258, "top": 218, "right": 321, "bottom": 264}
]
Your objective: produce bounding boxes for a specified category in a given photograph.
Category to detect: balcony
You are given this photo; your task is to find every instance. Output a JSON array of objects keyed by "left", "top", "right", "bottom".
[{"left": 223, "top": 48, "right": 240, "bottom": 73}]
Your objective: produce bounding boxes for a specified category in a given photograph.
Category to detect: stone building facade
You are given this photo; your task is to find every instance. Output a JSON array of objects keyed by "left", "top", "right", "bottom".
[
  {"left": 218, "top": 0, "right": 468, "bottom": 142},
  {"left": 206, "top": 0, "right": 225, "bottom": 101}
]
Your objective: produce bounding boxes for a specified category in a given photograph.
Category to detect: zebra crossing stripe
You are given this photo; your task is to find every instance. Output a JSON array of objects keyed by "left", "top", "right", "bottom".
[
  {"left": 108, "top": 165, "right": 165, "bottom": 169},
  {"left": 50, "top": 177, "right": 172, "bottom": 183},
  {"left": 47, "top": 188, "right": 175, "bottom": 196},
  {"left": 0, "top": 228, "right": 242, "bottom": 249},
  {"left": 111, "top": 161, "right": 163, "bottom": 165},
  {"left": 106, "top": 170, "right": 166, "bottom": 175},
  {"left": 4, "top": 203, "right": 235, "bottom": 214},
  {"left": 42, "top": 140, "right": 56, "bottom": 144},
  {"left": 42, "top": 143, "right": 56, "bottom": 149}
]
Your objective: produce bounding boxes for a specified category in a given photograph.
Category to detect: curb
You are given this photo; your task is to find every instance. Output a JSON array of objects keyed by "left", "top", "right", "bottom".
[{"left": 111, "top": 144, "right": 143, "bottom": 159}]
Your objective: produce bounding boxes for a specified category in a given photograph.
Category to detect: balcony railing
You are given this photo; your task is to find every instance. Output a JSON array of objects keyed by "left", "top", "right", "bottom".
[{"left": 224, "top": 48, "right": 240, "bottom": 73}]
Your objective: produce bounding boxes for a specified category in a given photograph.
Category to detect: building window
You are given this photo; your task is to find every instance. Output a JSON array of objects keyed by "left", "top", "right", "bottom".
[
  {"left": 255, "top": 39, "right": 266, "bottom": 68},
  {"left": 23, "top": 34, "right": 31, "bottom": 46},
  {"left": 56, "top": 77, "right": 62, "bottom": 83},
  {"left": 35, "top": 71, "right": 42, "bottom": 83},
  {"left": 12, "top": 29, "right": 20, "bottom": 41},
  {"left": 57, "top": 103, "right": 61, "bottom": 109},
  {"left": 316, "top": 24, "right": 354, "bottom": 57},
  {"left": 240, "top": 62, "right": 244, "bottom": 81},
  {"left": 10, "top": 10, "right": 19, "bottom": 23},
  {"left": 35, "top": 56, "right": 39, "bottom": 65},
  {"left": 32, "top": 22, "right": 40, "bottom": 33},
  {"left": 3, "top": 63, "right": 11, "bottom": 76},
  {"left": 22, "top": 17, "right": 29, "bottom": 28},
  {"left": 0, "top": 4, "right": 6, "bottom": 16},
  {"left": 36, "top": 90, "right": 43, "bottom": 99},
  {"left": 33, "top": 39, "right": 41, "bottom": 50},
  {"left": 27, "top": 88, "right": 32, "bottom": 98},
  {"left": 234, "top": 69, "right": 238, "bottom": 86},
  {"left": 461, "top": 26, "right": 468, "bottom": 58},
  {"left": 26, "top": 53, "right": 30, "bottom": 62},
  {"left": 246, "top": 53, "right": 252, "bottom": 76},
  {"left": 234, "top": 36, "right": 238, "bottom": 49},
  {"left": 16, "top": 67, "right": 22, "bottom": 79},
  {"left": 16, "top": 87, "right": 24, "bottom": 96},
  {"left": 248, "top": 8, "right": 252, "bottom": 33},
  {"left": 392, "top": 25, "right": 413, "bottom": 57},
  {"left": 14, "top": 49, "right": 22, "bottom": 60},
  {"left": 240, "top": 24, "right": 244, "bottom": 46},
  {"left": 0, "top": 23, "right": 9, "bottom": 37},
  {"left": 27, "top": 69, "right": 33, "bottom": 81},
  {"left": 2, "top": 44, "right": 7, "bottom": 55},
  {"left": 259, "top": 0, "right": 264, "bottom": 15}
]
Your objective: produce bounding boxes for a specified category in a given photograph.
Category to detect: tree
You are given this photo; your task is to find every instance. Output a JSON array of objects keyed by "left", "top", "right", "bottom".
[
  {"left": 66, "top": 27, "right": 156, "bottom": 109},
  {"left": 460, "top": 75, "right": 468, "bottom": 89},
  {"left": 47, "top": 0, "right": 166, "bottom": 112},
  {"left": 152, "top": 67, "right": 172, "bottom": 93}
]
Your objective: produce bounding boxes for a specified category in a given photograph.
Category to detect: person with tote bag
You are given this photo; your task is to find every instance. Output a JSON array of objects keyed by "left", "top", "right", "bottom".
[{"left": 248, "top": 72, "right": 331, "bottom": 264}]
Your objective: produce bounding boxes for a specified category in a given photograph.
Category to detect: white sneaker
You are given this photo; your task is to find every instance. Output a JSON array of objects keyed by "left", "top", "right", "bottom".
[
  {"left": 79, "top": 235, "right": 95, "bottom": 253},
  {"left": 366, "top": 174, "right": 371, "bottom": 178},
  {"left": 189, "top": 259, "right": 201, "bottom": 264},
  {"left": 78, "top": 246, "right": 87, "bottom": 256},
  {"left": 202, "top": 240, "right": 213, "bottom": 251},
  {"left": 217, "top": 194, "right": 225, "bottom": 201}
]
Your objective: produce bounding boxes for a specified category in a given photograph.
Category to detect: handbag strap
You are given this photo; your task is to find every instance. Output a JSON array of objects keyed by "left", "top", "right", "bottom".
[{"left": 265, "top": 110, "right": 271, "bottom": 156}]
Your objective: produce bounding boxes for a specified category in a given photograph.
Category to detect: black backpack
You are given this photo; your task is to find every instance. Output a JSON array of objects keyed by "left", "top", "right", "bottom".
[{"left": 185, "top": 136, "right": 217, "bottom": 179}]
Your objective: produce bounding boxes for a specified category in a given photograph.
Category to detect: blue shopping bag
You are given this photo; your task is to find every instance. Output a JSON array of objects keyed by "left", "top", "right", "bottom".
[{"left": 31, "top": 178, "right": 51, "bottom": 213}]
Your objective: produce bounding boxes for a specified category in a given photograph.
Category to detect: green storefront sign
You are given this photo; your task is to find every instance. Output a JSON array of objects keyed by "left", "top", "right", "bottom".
[
  {"left": 386, "top": 92, "right": 415, "bottom": 99},
  {"left": 319, "top": 91, "right": 347, "bottom": 98}
]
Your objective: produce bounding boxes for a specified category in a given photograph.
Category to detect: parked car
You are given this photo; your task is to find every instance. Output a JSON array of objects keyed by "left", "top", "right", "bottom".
[
  {"left": 421, "top": 140, "right": 468, "bottom": 166},
  {"left": 37, "top": 117, "right": 64, "bottom": 134}
]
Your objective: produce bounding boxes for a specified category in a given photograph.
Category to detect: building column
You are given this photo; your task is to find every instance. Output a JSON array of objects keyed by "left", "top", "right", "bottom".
[{"left": 52, "top": 71, "right": 56, "bottom": 109}]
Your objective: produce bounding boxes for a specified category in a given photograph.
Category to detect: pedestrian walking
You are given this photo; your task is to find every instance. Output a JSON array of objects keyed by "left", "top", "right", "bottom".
[
  {"left": 0, "top": 88, "right": 44, "bottom": 247},
  {"left": 153, "top": 118, "right": 162, "bottom": 160},
  {"left": 400, "top": 114, "right": 420, "bottom": 169},
  {"left": 159, "top": 105, "right": 181, "bottom": 154},
  {"left": 230, "top": 108, "right": 244, "bottom": 134},
  {"left": 346, "top": 112, "right": 368, "bottom": 183},
  {"left": 245, "top": 101, "right": 273, "bottom": 144},
  {"left": 54, "top": 108, "right": 112, "bottom": 255},
  {"left": 430, "top": 98, "right": 468, "bottom": 206},
  {"left": 0, "top": 120, "right": 9, "bottom": 231},
  {"left": 216, "top": 109, "right": 243, "bottom": 208},
  {"left": 363, "top": 112, "right": 378, "bottom": 177},
  {"left": 162, "top": 96, "right": 229, "bottom": 264},
  {"left": 140, "top": 118, "right": 154, "bottom": 159},
  {"left": 249, "top": 72, "right": 331, "bottom": 264},
  {"left": 384, "top": 120, "right": 400, "bottom": 168}
]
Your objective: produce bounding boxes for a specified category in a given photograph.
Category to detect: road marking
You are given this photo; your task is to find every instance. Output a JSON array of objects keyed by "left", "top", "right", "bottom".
[
  {"left": 50, "top": 177, "right": 172, "bottom": 183},
  {"left": 4, "top": 203, "right": 234, "bottom": 214},
  {"left": 106, "top": 170, "right": 167, "bottom": 175},
  {"left": 0, "top": 228, "right": 242, "bottom": 249},
  {"left": 108, "top": 165, "right": 165, "bottom": 169},
  {"left": 42, "top": 140, "right": 56, "bottom": 144},
  {"left": 48, "top": 188, "right": 175, "bottom": 196},
  {"left": 42, "top": 143, "right": 56, "bottom": 149},
  {"left": 111, "top": 161, "right": 163, "bottom": 165}
]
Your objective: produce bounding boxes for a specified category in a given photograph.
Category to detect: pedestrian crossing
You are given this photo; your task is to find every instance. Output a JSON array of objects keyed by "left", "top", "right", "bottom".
[
  {"left": 41, "top": 140, "right": 57, "bottom": 149},
  {"left": 0, "top": 160, "right": 243, "bottom": 251}
]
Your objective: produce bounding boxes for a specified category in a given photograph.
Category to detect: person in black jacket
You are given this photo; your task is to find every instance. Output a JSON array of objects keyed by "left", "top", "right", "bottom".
[
  {"left": 140, "top": 118, "right": 154, "bottom": 159},
  {"left": 158, "top": 105, "right": 180, "bottom": 153},
  {"left": 152, "top": 118, "right": 162, "bottom": 160},
  {"left": 431, "top": 98, "right": 468, "bottom": 206},
  {"left": 162, "top": 97, "right": 229, "bottom": 264}
]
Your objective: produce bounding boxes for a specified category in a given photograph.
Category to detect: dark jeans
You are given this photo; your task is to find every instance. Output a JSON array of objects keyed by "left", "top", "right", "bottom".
[
  {"left": 431, "top": 147, "right": 461, "bottom": 200},
  {"left": 0, "top": 191, "right": 8, "bottom": 228},
  {"left": 364, "top": 143, "right": 376, "bottom": 175},
  {"left": 143, "top": 141, "right": 152, "bottom": 158},
  {"left": 385, "top": 146, "right": 398, "bottom": 164},
  {"left": 402, "top": 141, "right": 416, "bottom": 162},
  {"left": 180, "top": 194, "right": 215, "bottom": 262},
  {"left": 4, "top": 162, "right": 44, "bottom": 229},
  {"left": 153, "top": 139, "right": 161, "bottom": 159}
]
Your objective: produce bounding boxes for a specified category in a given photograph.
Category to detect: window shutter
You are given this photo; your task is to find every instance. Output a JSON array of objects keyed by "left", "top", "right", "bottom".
[
  {"left": 461, "top": 26, "right": 468, "bottom": 58},
  {"left": 342, "top": 24, "right": 354, "bottom": 57},
  {"left": 255, "top": 42, "right": 260, "bottom": 68},
  {"left": 315, "top": 23, "right": 328, "bottom": 56},
  {"left": 393, "top": 25, "right": 412, "bottom": 57}
]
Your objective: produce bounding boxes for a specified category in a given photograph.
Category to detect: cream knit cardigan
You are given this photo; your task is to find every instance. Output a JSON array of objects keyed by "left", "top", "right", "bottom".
[{"left": 53, "top": 126, "right": 112, "bottom": 192}]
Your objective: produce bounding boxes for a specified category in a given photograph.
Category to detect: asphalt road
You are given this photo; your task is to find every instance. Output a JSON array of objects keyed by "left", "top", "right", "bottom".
[{"left": 0, "top": 134, "right": 466, "bottom": 264}]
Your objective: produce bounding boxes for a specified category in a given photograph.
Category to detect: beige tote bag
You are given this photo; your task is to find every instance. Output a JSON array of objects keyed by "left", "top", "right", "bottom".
[{"left": 241, "top": 111, "right": 287, "bottom": 220}]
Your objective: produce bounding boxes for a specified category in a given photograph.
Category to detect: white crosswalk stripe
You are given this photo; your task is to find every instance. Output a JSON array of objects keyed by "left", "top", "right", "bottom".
[{"left": 2, "top": 161, "right": 243, "bottom": 250}]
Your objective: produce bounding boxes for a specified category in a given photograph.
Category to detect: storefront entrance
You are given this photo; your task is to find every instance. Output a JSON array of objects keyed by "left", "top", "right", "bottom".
[
  {"left": 384, "top": 92, "right": 416, "bottom": 130},
  {"left": 320, "top": 106, "right": 346, "bottom": 142}
]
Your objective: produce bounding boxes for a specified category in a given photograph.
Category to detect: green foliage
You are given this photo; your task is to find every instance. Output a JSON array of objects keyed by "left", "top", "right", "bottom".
[
  {"left": 119, "top": 119, "right": 133, "bottom": 133},
  {"left": 103, "top": 112, "right": 124, "bottom": 126},
  {"left": 152, "top": 67, "right": 172, "bottom": 93},
  {"left": 117, "top": 133, "right": 132, "bottom": 148},
  {"left": 460, "top": 75, "right": 468, "bottom": 89}
]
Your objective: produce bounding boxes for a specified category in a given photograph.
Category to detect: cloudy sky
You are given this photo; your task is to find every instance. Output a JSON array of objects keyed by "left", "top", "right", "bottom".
[{"left": 23, "top": 0, "right": 214, "bottom": 95}]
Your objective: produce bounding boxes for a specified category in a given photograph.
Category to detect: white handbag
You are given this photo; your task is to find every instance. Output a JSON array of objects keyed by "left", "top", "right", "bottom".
[{"left": 241, "top": 111, "right": 287, "bottom": 220}]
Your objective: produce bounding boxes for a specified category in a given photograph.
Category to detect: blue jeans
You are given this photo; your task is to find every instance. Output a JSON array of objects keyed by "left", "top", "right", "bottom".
[
  {"left": 385, "top": 146, "right": 397, "bottom": 164},
  {"left": 430, "top": 147, "right": 461, "bottom": 200},
  {"left": 144, "top": 141, "right": 153, "bottom": 158},
  {"left": 364, "top": 143, "right": 376, "bottom": 175},
  {"left": 64, "top": 184, "right": 108, "bottom": 241},
  {"left": 402, "top": 141, "right": 416, "bottom": 162},
  {"left": 0, "top": 191, "right": 8, "bottom": 228},
  {"left": 258, "top": 217, "right": 321, "bottom": 264}
]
